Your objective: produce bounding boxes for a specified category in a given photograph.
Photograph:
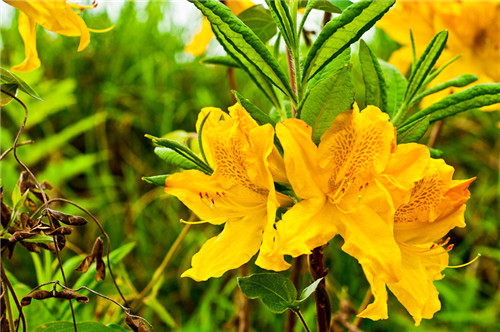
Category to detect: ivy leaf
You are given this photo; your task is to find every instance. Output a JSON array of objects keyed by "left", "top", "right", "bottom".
[
  {"left": 302, "top": 0, "right": 395, "bottom": 82},
  {"left": 238, "top": 273, "right": 297, "bottom": 313},
  {"left": 359, "top": 39, "right": 387, "bottom": 111},
  {"left": 238, "top": 5, "right": 277, "bottom": 44}
]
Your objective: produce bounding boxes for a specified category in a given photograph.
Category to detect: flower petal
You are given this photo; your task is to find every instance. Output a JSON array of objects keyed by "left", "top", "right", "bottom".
[
  {"left": 165, "top": 170, "right": 265, "bottom": 220},
  {"left": 335, "top": 181, "right": 402, "bottom": 283},
  {"left": 276, "top": 119, "right": 326, "bottom": 199},
  {"left": 181, "top": 214, "right": 265, "bottom": 281},
  {"left": 275, "top": 198, "right": 337, "bottom": 257},
  {"left": 11, "top": 12, "right": 41, "bottom": 72},
  {"left": 357, "top": 267, "right": 389, "bottom": 321}
]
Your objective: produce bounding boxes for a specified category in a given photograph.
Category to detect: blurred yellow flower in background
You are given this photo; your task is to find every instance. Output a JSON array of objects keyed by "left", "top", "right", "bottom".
[
  {"left": 184, "top": 0, "right": 254, "bottom": 56},
  {"left": 378, "top": 0, "right": 500, "bottom": 110},
  {"left": 4, "top": 0, "right": 110, "bottom": 72}
]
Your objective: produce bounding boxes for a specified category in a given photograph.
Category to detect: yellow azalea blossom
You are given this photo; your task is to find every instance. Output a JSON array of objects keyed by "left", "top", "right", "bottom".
[
  {"left": 4, "top": 0, "right": 102, "bottom": 72},
  {"left": 274, "top": 105, "right": 412, "bottom": 284},
  {"left": 165, "top": 104, "right": 291, "bottom": 281},
  {"left": 377, "top": 1, "right": 500, "bottom": 110},
  {"left": 358, "top": 154, "right": 475, "bottom": 326},
  {"left": 184, "top": 0, "right": 254, "bottom": 56}
]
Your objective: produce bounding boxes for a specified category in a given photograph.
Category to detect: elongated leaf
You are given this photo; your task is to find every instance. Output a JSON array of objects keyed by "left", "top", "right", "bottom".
[
  {"left": 428, "top": 147, "right": 443, "bottom": 158},
  {"left": 238, "top": 5, "right": 277, "bottom": 43},
  {"left": 302, "top": 0, "right": 394, "bottom": 82},
  {"left": 405, "top": 30, "right": 448, "bottom": 102},
  {"left": 200, "top": 56, "right": 240, "bottom": 68},
  {"left": 0, "top": 83, "right": 18, "bottom": 106},
  {"left": 144, "top": 298, "right": 177, "bottom": 328},
  {"left": 1, "top": 67, "right": 42, "bottom": 101},
  {"left": 154, "top": 147, "right": 203, "bottom": 171},
  {"left": 299, "top": 64, "right": 354, "bottom": 143},
  {"left": 233, "top": 90, "right": 276, "bottom": 126},
  {"left": 266, "top": 0, "right": 295, "bottom": 52},
  {"left": 410, "top": 74, "right": 478, "bottom": 106},
  {"left": 238, "top": 273, "right": 297, "bottom": 313},
  {"left": 397, "top": 116, "right": 429, "bottom": 143},
  {"left": 142, "top": 174, "right": 169, "bottom": 187},
  {"left": 403, "top": 84, "right": 500, "bottom": 125},
  {"left": 190, "top": 0, "right": 295, "bottom": 104},
  {"left": 296, "top": 277, "right": 323, "bottom": 303},
  {"left": 359, "top": 39, "right": 387, "bottom": 110},
  {"left": 380, "top": 60, "right": 407, "bottom": 118}
]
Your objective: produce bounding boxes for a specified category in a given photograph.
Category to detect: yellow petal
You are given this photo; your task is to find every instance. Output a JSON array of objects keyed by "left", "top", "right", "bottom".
[
  {"left": 387, "top": 248, "right": 447, "bottom": 326},
  {"left": 357, "top": 267, "right": 388, "bottom": 321},
  {"left": 275, "top": 198, "right": 337, "bottom": 258},
  {"left": 225, "top": 0, "right": 255, "bottom": 15},
  {"left": 196, "top": 107, "right": 229, "bottom": 166},
  {"left": 11, "top": 12, "right": 41, "bottom": 72},
  {"left": 181, "top": 214, "right": 265, "bottom": 281},
  {"left": 165, "top": 170, "right": 266, "bottom": 221},
  {"left": 184, "top": 17, "right": 213, "bottom": 56},
  {"left": 335, "top": 180, "right": 402, "bottom": 283},
  {"left": 276, "top": 119, "right": 326, "bottom": 199}
]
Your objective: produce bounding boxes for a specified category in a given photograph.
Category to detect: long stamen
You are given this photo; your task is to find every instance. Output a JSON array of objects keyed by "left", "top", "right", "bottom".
[{"left": 446, "top": 253, "right": 481, "bottom": 269}]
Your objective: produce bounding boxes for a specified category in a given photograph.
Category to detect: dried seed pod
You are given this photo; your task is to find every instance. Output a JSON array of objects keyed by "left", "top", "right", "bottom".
[
  {"left": 0, "top": 187, "right": 12, "bottom": 229},
  {"left": 46, "top": 209, "right": 88, "bottom": 226},
  {"left": 54, "top": 289, "right": 89, "bottom": 304},
  {"left": 21, "top": 290, "right": 53, "bottom": 306},
  {"left": 125, "top": 315, "right": 150, "bottom": 332},
  {"left": 45, "top": 226, "right": 73, "bottom": 236}
]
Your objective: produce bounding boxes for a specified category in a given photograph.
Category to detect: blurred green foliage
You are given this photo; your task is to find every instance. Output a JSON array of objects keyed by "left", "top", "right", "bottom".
[{"left": 1, "top": 1, "right": 498, "bottom": 331}]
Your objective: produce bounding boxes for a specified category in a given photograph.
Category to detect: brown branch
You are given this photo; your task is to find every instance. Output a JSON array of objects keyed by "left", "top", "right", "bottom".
[
  {"left": 427, "top": 120, "right": 444, "bottom": 148},
  {"left": 309, "top": 246, "right": 331, "bottom": 332},
  {"left": 237, "top": 263, "right": 250, "bottom": 332},
  {"left": 286, "top": 255, "right": 303, "bottom": 332}
]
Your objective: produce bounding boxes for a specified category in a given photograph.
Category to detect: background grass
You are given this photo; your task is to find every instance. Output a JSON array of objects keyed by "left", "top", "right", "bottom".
[{"left": 1, "top": 1, "right": 499, "bottom": 331}]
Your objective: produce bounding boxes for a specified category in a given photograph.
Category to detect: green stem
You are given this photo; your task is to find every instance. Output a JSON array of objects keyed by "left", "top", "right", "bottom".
[{"left": 295, "top": 310, "right": 311, "bottom": 332}]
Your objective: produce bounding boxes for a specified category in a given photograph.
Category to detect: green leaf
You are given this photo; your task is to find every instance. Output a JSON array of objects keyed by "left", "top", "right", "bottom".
[
  {"left": 147, "top": 134, "right": 212, "bottom": 174},
  {"left": 410, "top": 74, "right": 478, "bottom": 106},
  {"left": 144, "top": 298, "right": 177, "bottom": 328},
  {"left": 397, "top": 116, "right": 429, "bottom": 143},
  {"left": 405, "top": 30, "right": 448, "bottom": 103},
  {"left": 200, "top": 56, "right": 240, "bottom": 68},
  {"left": 1, "top": 83, "right": 18, "bottom": 106},
  {"left": 380, "top": 60, "right": 407, "bottom": 118},
  {"left": 428, "top": 147, "right": 443, "bottom": 158},
  {"left": 359, "top": 39, "right": 387, "bottom": 110},
  {"left": 142, "top": 174, "right": 169, "bottom": 187},
  {"left": 403, "top": 84, "right": 500, "bottom": 125},
  {"left": 35, "top": 321, "right": 122, "bottom": 332},
  {"left": 22, "top": 235, "right": 54, "bottom": 244},
  {"left": 190, "top": 0, "right": 295, "bottom": 105},
  {"left": 296, "top": 277, "right": 323, "bottom": 303},
  {"left": 238, "top": 5, "right": 278, "bottom": 44},
  {"left": 1, "top": 67, "right": 42, "bottom": 101},
  {"left": 302, "top": 0, "right": 395, "bottom": 82},
  {"left": 299, "top": 63, "right": 354, "bottom": 143},
  {"left": 233, "top": 90, "right": 276, "bottom": 126},
  {"left": 238, "top": 273, "right": 297, "bottom": 313},
  {"left": 266, "top": 0, "right": 296, "bottom": 52},
  {"left": 299, "top": 0, "right": 352, "bottom": 13}
]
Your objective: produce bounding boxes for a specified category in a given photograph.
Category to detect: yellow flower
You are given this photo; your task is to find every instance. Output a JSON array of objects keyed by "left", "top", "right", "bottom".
[
  {"left": 274, "top": 105, "right": 408, "bottom": 284},
  {"left": 358, "top": 152, "right": 475, "bottom": 326},
  {"left": 165, "top": 104, "right": 291, "bottom": 281},
  {"left": 184, "top": 0, "right": 255, "bottom": 56},
  {"left": 4, "top": 0, "right": 102, "bottom": 72},
  {"left": 377, "top": 1, "right": 500, "bottom": 110}
]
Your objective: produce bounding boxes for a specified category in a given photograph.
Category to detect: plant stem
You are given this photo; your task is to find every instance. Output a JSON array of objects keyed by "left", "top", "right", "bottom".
[
  {"left": 228, "top": 67, "right": 237, "bottom": 104},
  {"left": 352, "top": 289, "right": 373, "bottom": 327},
  {"left": 286, "top": 256, "right": 303, "bottom": 332},
  {"left": 237, "top": 263, "right": 250, "bottom": 332},
  {"left": 428, "top": 120, "right": 444, "bottom": 148},
  {"left": 287, "top": 48, "right": 297, "bottom": 118},
  {"left": 295, "top": 309, "right": 311, "bottom": 332},
  {"left": 132, "top": 222, "right": 192, "bottom": 310},
  {"left": 309, "top": 246, "right": 331, "bottom": 332}
]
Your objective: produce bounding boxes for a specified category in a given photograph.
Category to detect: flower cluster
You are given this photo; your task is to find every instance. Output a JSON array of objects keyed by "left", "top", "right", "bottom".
[{"left": 165, "top": 103, "right": 474, "bottom": 325}]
